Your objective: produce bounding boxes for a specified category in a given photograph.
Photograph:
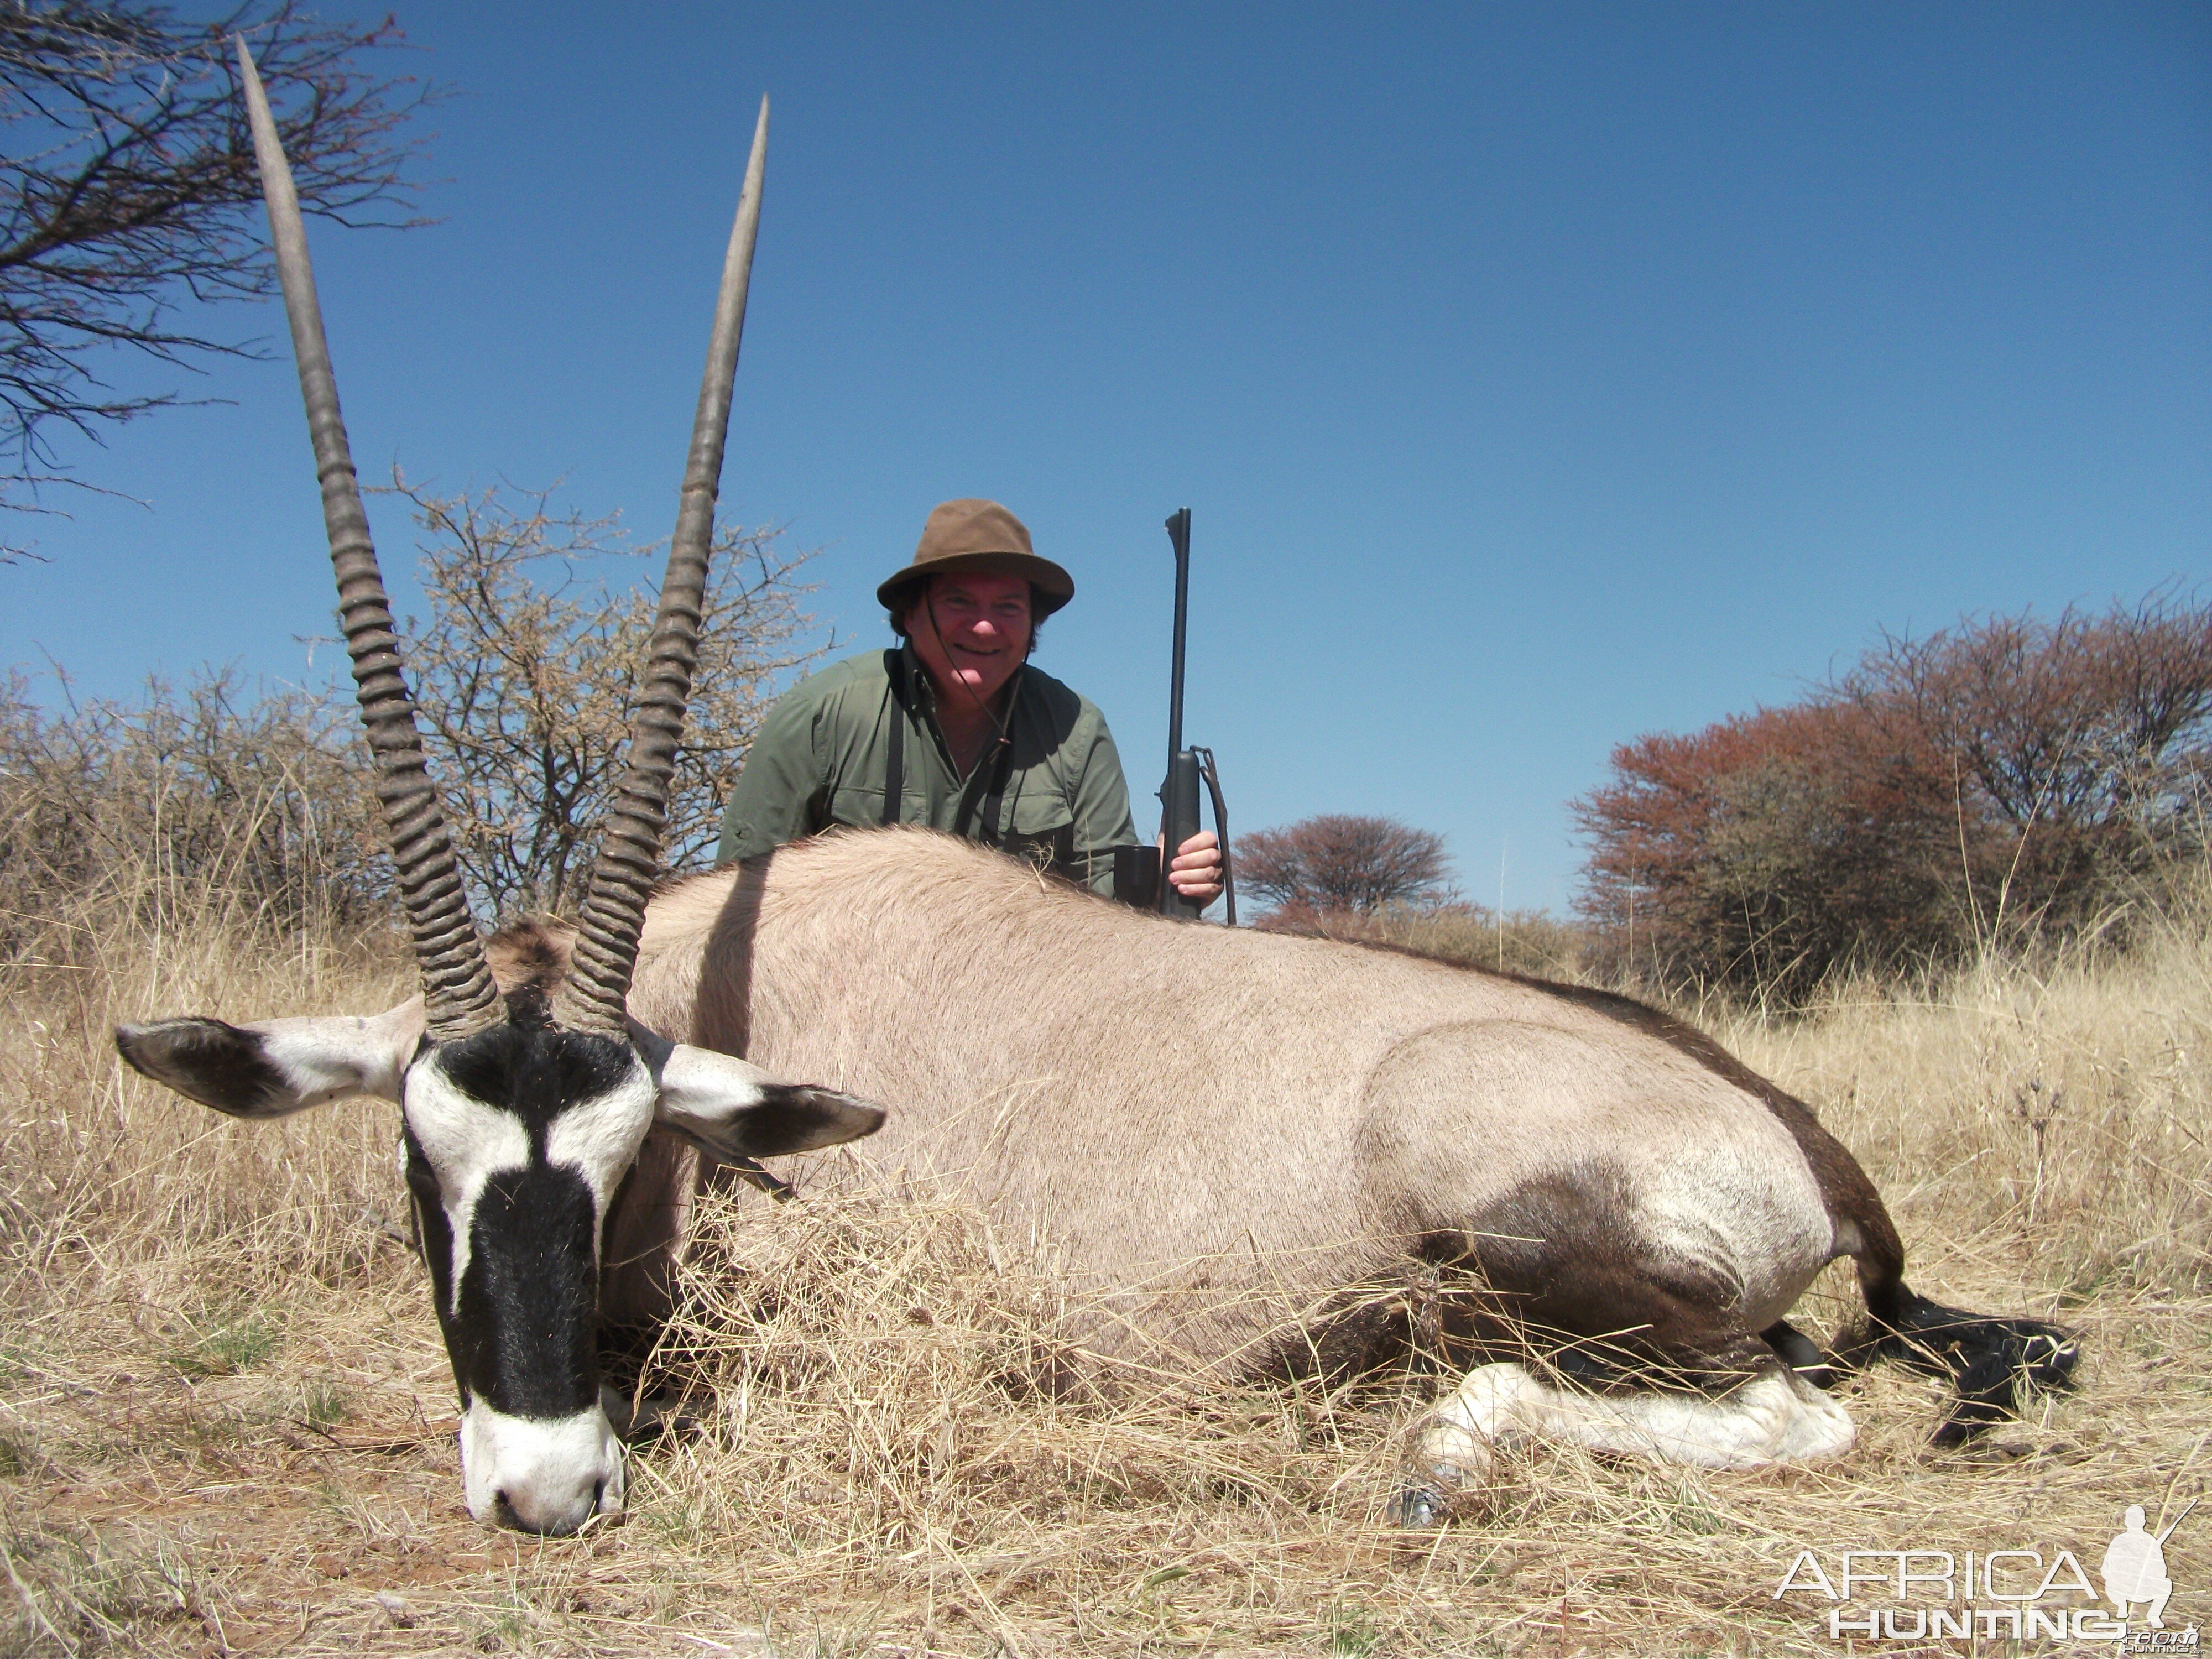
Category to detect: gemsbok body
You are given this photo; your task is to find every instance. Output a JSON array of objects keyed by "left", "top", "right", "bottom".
[
  {"left": 572, "top": 827, "right": 2076, "bottom": 1521},
  {"left": 115, "top": 50, "right": 883, "bottom": 1536}
]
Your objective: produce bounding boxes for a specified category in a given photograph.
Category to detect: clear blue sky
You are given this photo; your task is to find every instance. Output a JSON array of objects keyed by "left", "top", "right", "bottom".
[{"left": 4, "top": 2, "right": 2206, "bottom": 911}]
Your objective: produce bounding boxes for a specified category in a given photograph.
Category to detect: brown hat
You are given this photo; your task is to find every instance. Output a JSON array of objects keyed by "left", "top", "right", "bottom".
[{"left": 876, "top": 499, "right": 1075, "bottom": 619}]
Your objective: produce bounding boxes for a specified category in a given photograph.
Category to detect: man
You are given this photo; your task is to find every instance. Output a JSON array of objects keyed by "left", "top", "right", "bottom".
[{"left": 715, "top": 498, "right": 1224, "bottom": 905}]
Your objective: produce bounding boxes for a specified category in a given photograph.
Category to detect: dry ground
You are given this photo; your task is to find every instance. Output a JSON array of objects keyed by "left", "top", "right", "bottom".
[{"left": 2, "top": 883, "right": 2206, "bottom": 1657}]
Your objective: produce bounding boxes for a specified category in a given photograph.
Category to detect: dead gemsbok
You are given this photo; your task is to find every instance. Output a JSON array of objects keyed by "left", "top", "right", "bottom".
[
  {"left": 112, "top": 50, "right": 883, "bottom": 1536},
  {"left": 549, "top": 826, "right": 2078, "bottom": 1524}
]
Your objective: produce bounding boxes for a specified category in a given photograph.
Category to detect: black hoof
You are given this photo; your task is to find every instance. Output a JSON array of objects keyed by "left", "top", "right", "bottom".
[
  {"left": 1387, "top": 1482, "right": 1451, "bottom": 1529},
  {"left": 1763, "top": 1318, "right": 1843, "bottom": 1390}
]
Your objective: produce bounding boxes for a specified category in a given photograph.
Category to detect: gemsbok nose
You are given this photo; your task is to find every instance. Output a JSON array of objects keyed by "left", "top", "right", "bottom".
[{"left": 464, "top": 1402, "right": 625, "bottom": 1535}]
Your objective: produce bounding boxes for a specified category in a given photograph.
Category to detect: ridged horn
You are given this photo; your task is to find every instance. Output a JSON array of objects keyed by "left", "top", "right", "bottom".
[
  {"left": 552, "top": 97, "right": 770, "bottom": 1036},
  {"left": 236, "top": 38, "right": 500, "bottom": 1041}
]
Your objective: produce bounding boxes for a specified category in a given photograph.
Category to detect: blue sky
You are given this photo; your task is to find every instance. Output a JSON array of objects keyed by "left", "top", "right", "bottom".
[{"left": 4, "top": 2, "right": 2205, "bottom": 911}]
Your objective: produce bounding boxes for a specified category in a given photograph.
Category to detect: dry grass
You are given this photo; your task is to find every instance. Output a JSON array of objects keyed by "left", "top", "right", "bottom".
[
  {"left": 1257, "top": 904, "right": 1589, "bottom": 985},
  {"left": 3, "top": 851, "right": 2207, "bottom": 1656}
]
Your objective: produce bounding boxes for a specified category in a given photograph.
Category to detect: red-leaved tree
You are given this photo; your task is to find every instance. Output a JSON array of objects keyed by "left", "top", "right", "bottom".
[{"left": 1573, "top": 591, "right": 2212, "bottom": 997}]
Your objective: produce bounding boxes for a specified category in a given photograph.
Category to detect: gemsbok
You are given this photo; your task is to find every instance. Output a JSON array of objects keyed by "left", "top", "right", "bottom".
[
  {"left": 117, "top": 49, "right": 2077, "bottom": 1538},
  {"left": 536, "top": 827, "right": 2079, "bottom": 1526},
  {"left": 113, "top": 49, "right": 884, "bottom": 1537}
]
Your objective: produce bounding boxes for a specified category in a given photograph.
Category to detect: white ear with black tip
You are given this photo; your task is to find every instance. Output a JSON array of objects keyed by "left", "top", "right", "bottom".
[
  {"left": 638, "top": 1036, "right": 886, "bottom": 1163},
  {"left": 115, "top": 999, "right": 425, "bottom": 1117}
]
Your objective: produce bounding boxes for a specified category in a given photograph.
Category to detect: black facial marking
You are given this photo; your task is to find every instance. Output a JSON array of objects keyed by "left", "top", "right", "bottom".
[
  {"left": 113, "top": 1018, "right": 291, "bottom": 1117},
  {"left": 453, "top": 1161, "right": 602, "bottom": 1416},
  {"left": 434, "top": 1022, "right": 638, "bottom": 1146},
  {"left": 403, "top": 1125, "right": 458, "bottom": 1367}
]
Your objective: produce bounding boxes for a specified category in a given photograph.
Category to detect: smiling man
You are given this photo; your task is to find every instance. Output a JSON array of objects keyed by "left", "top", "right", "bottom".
[{"left": 714, "top": 498, "right": 1224, "bottom": 905}]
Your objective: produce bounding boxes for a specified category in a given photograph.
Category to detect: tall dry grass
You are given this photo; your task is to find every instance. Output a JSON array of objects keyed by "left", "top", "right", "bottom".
[
  {"left": 1262, "top": 902, "right": 1590, "bottom": 983},
  {"left": 2, "top": 818, "right": 2206, "bottom": 1653}
]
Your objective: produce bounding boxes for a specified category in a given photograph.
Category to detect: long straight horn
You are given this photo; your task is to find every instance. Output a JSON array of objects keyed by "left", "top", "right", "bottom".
[
  {"left": 554, "top": 98, "right": 771, "bottom": 1035},
  {"left": 236, "top": 38, "right": 500, "bottom": 1040}
]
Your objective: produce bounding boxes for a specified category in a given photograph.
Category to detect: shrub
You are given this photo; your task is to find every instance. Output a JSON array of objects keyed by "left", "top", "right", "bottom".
[
  {"left": 1573, "top": 590, "right": 2212, "bottom": 998},
  {"left": 0, "top": 665, "right": 384, "bottom": 967},
  {"left": 1237, "top": 813, "right": 1454, "bottom": 917},
  {"left": 2, "top": 483, "right": 824, "bottom": 962}
]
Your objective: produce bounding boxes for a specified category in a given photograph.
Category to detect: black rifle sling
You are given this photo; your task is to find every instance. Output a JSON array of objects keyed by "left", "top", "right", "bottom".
[
  {"left": 953, "top": 734, "right": 1012, "bottom": 840},
  {"left": 881, "top": 649, "right": 905, "bottom": 828}
]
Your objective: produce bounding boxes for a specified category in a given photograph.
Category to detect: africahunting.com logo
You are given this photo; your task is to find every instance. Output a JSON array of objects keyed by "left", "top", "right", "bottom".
[{"left": 1772, "top": 1498, "right": 2197, "bottom": 1648}]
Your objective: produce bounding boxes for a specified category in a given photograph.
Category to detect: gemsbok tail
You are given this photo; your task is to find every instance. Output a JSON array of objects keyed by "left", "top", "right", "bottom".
[
  {"left": 1745, "top": 1064, "right": 2081, "bottom": 1443},
  {"left": 1833, "top": 1279, "right": 2080, "bottom": 1444}
]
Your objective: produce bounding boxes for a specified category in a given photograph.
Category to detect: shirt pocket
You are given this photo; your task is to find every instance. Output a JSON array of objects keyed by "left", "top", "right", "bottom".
[
  {"left": 827, "top": 783, "right": 893, "bottom": 830},
  {"left": 1004, "top": 790, "right": 1076, "bottom": 844},
  {"left": 1000, "top": 792, "right": 1079, "bottom": 880}
]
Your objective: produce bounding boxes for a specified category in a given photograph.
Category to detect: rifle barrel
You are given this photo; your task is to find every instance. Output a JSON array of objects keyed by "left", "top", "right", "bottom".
[{"left": 1165, "top": 507, "right": 1191, "bottom": 768}]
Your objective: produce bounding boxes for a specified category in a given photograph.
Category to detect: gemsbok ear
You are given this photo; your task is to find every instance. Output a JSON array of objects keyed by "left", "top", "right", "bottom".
[
  {"left": 115, "top": 1000, "right": 425, "bottom": 1118},
  {"left": 641, "top": 1037, "right": 887, "bottom": 1163}
]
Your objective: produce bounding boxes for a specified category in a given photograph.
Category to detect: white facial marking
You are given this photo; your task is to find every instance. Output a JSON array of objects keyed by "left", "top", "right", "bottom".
[
  {"left": 544, "top": 1055, "right": 658, "bottom": 1212},
  {"left": 460, "top": 1399, "right": 624, "bottom": 1534},
  {"left": 655, "top": 1042, "right": 771, "bottom": 1117},
  {"left": 1418, "top": 1361, "right": 1856, "bottom": 1480},
  {"left": 402, "top": 1061, "right": 532, "bottom": 1314}
]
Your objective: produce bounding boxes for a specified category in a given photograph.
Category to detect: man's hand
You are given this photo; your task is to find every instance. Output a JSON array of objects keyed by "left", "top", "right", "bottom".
[{"left": 1167, "top": 828, "right": 1224, "bottom": 906}]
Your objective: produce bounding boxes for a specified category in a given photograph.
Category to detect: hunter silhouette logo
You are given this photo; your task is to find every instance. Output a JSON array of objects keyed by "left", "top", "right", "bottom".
[{"left": 2104, "top": 1499, "right": 2193, "bottom": 1633}]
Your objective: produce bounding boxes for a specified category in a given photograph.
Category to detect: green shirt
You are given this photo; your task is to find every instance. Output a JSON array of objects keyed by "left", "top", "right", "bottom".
[{"left": 714, "top": 646, "right": 1141, "bottom": 896}]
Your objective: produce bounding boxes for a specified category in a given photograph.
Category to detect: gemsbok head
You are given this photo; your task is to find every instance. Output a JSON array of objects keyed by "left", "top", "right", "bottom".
[{"left": 112, "top": 45, "right": 884, "bottom": 1536}]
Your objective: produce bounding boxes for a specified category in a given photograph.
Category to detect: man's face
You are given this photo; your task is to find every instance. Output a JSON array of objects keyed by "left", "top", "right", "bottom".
[{"left": 907, "top": 571, "right": 1034, "bottom": 707}]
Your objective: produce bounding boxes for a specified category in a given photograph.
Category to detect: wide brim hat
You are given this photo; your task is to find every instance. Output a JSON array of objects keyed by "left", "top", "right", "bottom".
[{"left": 877, "top": 498, "right": 1075, "bottom": 619}]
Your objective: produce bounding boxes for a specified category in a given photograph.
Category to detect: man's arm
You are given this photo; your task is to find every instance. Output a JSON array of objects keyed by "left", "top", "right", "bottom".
[
  {"left": 1066, "top": 716, "right": 1139, "bottom": 897},
  {"left": 714, "top": 680, "right": 830, "bottom": 865}
]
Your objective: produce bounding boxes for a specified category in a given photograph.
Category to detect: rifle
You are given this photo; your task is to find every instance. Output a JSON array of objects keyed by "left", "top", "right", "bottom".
[{"left": 1114, "top": 509, "right": 1234, "bottom": 921}]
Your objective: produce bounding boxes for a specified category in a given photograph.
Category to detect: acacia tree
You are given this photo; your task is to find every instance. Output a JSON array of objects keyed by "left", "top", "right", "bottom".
[
  {"left": 0, "top": 0, "right": 430, "bottom": 555},
  {"left": 1237, "top": 813, "right": 1454, "bottom": 921},
  {"left": 389, "top": 475, "right": 825, "bottom": 917}
]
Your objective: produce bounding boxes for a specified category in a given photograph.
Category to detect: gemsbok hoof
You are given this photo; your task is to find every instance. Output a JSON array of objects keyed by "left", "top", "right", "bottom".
[{"left": 1386, "top": 1478, "right": 1457, "bottom": 1530}]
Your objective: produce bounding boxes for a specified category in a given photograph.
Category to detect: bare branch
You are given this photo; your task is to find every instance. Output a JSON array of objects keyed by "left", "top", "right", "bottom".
[
  {"left": 385, "top": 474, "right": 825, "bottom": 917},
  {"left": 0, "top": 0, "right": 435, "bottom": 556}
]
